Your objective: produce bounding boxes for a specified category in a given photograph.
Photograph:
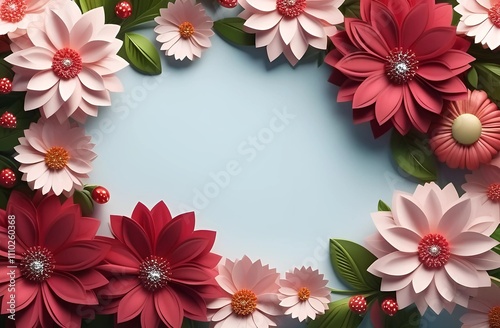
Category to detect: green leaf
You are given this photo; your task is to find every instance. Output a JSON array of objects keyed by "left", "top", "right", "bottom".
[
  {"left": 339, "top": 0, "right": 361, "bottom": 18},
  {"left": 73, "top": 189, "right": 94, "bottom": 217},
  {"left": 73, "top": 0, "right": 104, "bottom": 12},
  {"left": 377, "top": 200, "right": 391, "bottom": 212},
  {"left": 119, "top": 0, "right": 170, "bottom": 34},
  {"left": 474, "top": 63, "right": 500, "bottom": 103},
  {"left": 385, "top": 304, "right": 421, "bottom": 328},
  {"left": 308, "top": 297, "right": 363, "bottom": 328},
  {"left": 124, "top": 33, "right": 162, "bottom": 75},
  {"left": 330, "top": 239, "right": 381, "bottom": 292},
  {"left": 213, "top": 18, "right": 255, "bottom": 46},
  {"left": 0, "top": 154, "right": 18, "bottom": 170},
  {"left": 467, "top": 67, "right": 478, "bottom": 89},
  {"left": 0, "top": 189, "right": 8, "bottom": 210},
  {"left": 181, "top": 318, "right": 209, "bottom": 328},
  {"left": 492, "top": 225, "right": 500, "bottom": 255},
  {"left": 390, "top": 130, "right": 438, "bottom": 182}
]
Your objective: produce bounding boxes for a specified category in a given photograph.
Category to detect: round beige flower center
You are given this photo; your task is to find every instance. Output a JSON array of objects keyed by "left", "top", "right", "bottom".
[
  {"left": 385, "top": 48, "right": 418, "bottom": 84},
  {"left": 0, "top": 0, "right": 27, "bottom": 23},
  {"left": 487, "top": 183, "right": 500, "bottom": 201},
  {"left": 451, "top": 113, "right": 482, "bottom": 146},
  {"left": 417, "top": 233, "right": 450, "bottom": 269},
  {"left": 52, "top": 48, "right": 83, "bottom": 79},
  {"left": 276, "top": 0, "right": 306, "bottom": 18},
  {"left": 231, "top": 289, "right": 257, "bottom": 316},
  {"left": 489, "top": 4, "right": 500, "bottom": 28},
  {"left": 20, "top": 246, "right": 55, "bottom": 282},
  {"left": 179, "top": 21, "right": 195, "bottom": 39},
  {"left": 44, "top": 146, "right": 70, "bottom": 170},
  {"left": 138, "top": 255, "right": 172, "bottom": 291},
  {"left": 297, "top": 286, "right": 311, "bottom": 301},
  {"left": 489, "top": 306, "right": 500, "bottom": 328}
]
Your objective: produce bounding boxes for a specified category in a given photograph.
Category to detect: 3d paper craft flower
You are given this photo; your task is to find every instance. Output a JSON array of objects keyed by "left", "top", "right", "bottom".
[
  {"left": 278, "top": 266, "right": 330, "bottom": 322},
  {"left": 326, "top": 0, "right": 474, "bottom": 137},
  {"left": 366, "top": 182, "right": 500, "bottom": 315},
  {"left": 463, "top": 164, "right": 500, "bottom": 222},
  {"left": 5, "top": 0, "right": 128, "bottom": 123},
  {"left": 0, "top": 0, "right": 55, "bottom": 35},
  {"left": 429, "top": 89, "right": 500, "bottom": 170},
  {"left": 207, "top": 256, "right": 283, "bottom": 328},
  {"left": 455, "top": 0, "right": 500, "bottom": 50},
  {"left": 154, "top": 0, "right": 214, "bottom": 61},
  {"left": 239, "top": 0, "right": 344, "bottom": 66},
  {"left": 14, "top": 116, "right": 96, "bottom": 196},
  {"left": 460, "top": 284, "right": 500, "bottom": 328},
  {"left": 0, "top": 192, "right": 110, "bottom": 327},
  {"left": 96, "top": 201, "right": 221, "bottom": 328}
]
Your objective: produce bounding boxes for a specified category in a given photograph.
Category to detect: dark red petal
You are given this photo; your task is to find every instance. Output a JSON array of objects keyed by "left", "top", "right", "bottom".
[
  {"left": 338, "top": 79, "right": 360, "bottom": 102},
  {"left": 170, "top": 265, "right": 216, "bottom": 285},
  {"left": 13, "top": 295, "right": 40, "bottom": 328},
  {"left": 329, "top": 31, "right": 358, "bottom": 56},
  {"left": 46, "top": 272, "right": 90, "bottom": 304},
  {"left": 54, "top": 240, "right": 110, "bottom": 271},
  {"left": 155, "top": 212, "right": 195, "bottom": 257},
  {"left": 352, "top": 74, "right": 391, "bottom": 108},
  {"left": 0, "top": 262, "right": 20, "bottom": 283},
  {"left": 412, "top": 27, "right": 456, "bottom": 61},
  {"left": 75, "top": 217, "right": 100, "bottom": 240},
  {"left": 7, "top": 194, "right": 38, "bottom": 249},
  {"left": 429, "top": 49, "right": 474, "bottom": 70},
  {"left": 41, "top": 211, "right": 76, "bottom": 252},
  {"left": 336, "top": 53, "right": 385, "bottom": 79},
  {"left": 353, "top": 106, "right": 376, "bottom": 124},
  {"left": 424, "top": 77, "right": 467, "bottom": 96},
  {"left": 120, "top": 216, "right": 153, "bottom": 260},
  {"left": 417, "top": 62, "right": 457, "bottom": 81},
  {"left": 97, "top": 263, "right": 139, "bottom": 275},
  {"left": 37, "top": 195, "right": 64, "bottom": 231},
  {"left": 370, "top": 119, "right": 393, "bottom": 138},
  {"left": 169, "top": 237, "right": 213, "bottom": 268},
  {"left": 130, "top": 202, "right": 155, "bottom": 243},
  {"left": 370, "top": 0, "right": 398, "bottom": 49},
  {"left": 348, "top": 20, "right": 390, "bottom": 58},
  {"left": 141, "top": 294, "right": 160, "bottom": 328},
  {"left": 72, "top": 270, "right": 108, "bottom": 290},
  {"left": 1, "top": 278, "right": 38, "bottom": 313},
  {"left": 100, "top": 237, "right": 141, "bottom": 268},
  {"left": 404, "top": 85, "right": 434, "bottom": 133},
  {"left": 375, "top": 86, "right": 404, "bottom": 125},
  {"left": 432, "top": 3, "right": 453, "bottom": 27},
  {"left": 110, "top": 215, "right": 126, "bottom": 241},
  {"left": 408, "top": 79, "right": 443, "bottom": 114},
  {"left": 117, "top": 285, "right": 148, "bottom": 323},
  {"left": 155, "top": 288, "right": 183, "bottom": 328},
  {"left": 98, "top": 275, "right": 140, "bottom": 298},
  {"left": 170, "top": 284, "right": 208, "bottom": 321},
  {"left": 41, "top": 283, "right": 73, "bottom": 328},
  {"left": 401, "top": 3, "right": 429, "bottom": 50},
  {"left": 150, "top": 201, "right": 173, "bottom": 233}
]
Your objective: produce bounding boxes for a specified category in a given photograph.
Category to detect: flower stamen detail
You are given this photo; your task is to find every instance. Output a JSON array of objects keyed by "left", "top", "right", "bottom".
[
  {"left": 179, "top": 22, "right": 195, "bottom": 39},
  {"left": 386, "top": 48, "right": 418, "bottom": 84},
  {"left": 45, "top": 146, "right": 70, "bottom": 170},
  {"left": 20, "top": 246, "right": 55, "bottom": 282},
  {"left": 52, "top": 48, "right": 83, "bottom": 79},
  {"left": 0, "top": 0, "right": 27, "bottom": 23},
  {"left": 487, "top": 183, "right": 500, "bottom": 201},
  {"left": 418, "top": 234, "right": 450, "bottom": 269},
  {"left": 276, "top": 0, "right": 306, "bottom": 18},
  {"left": 489, "top": 306, "right": 500, "bottom": 328},
  {"left": 139, "top": 255, "right": 172, "bottom": 291},
  {"left": 231, "top": 289, "right": 258, "bottom": 316},
  {"left": 489, "top": 3, "right": 500, "bottom": 28},
  {"left": 298, "top": 287, "right": 311, "bottom": 301}
]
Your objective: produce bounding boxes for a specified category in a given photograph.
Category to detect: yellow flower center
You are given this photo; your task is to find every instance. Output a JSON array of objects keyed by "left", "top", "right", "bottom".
[
  {"left": 231, "top": 289, "right": 257, "bottom": 316},
  {"left": 489, "top": 306, "right": 500, "bottom": 328},
  {"left": 179, "top": 21, "right": 194, "bottom": 39},
  {"left": 451, "top": 113, "right": 482, "bottom": 146},
  {"left": 297, "top": 287, "right": 311, "bottom": 301},
  {"left": 44, "top": 146, "right": 70, "bottom": 170}
]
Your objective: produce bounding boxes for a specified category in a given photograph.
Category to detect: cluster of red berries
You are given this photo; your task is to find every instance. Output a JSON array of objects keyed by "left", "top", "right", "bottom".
[{"left": 348, "top": 295, "right": 399, "bottom": 316}]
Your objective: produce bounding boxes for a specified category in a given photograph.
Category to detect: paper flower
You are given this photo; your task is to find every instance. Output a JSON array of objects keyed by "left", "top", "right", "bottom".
[
  {"left": 0, "top": 0, "right": 56, "bottom": 35},
  {"left": 460, "top": 284, "right": 500, "bottom": 328},
  {"left": 96, "top": 202, "right": 221, "bottom": 327},
  {"left": 14, "top": 117, "right": 96, "bottom": 196},
  {"left": 366, "top": 182, "right": 500, "bottom": 315},
  {"left": 5, "top": 1, "right": 128, "bottom": 123},
  {"left": 455, "top": 0, "right": 500, "bottom": 50},
  {"left": 429, "top": 89, "right": 500, "bottom": 170},
  {"left": 463, "top": 165, "right": 500, "bottom": 222},
  {"left": 326, "top": 0, "right": 474, "bottom": 137},
  {"left": 0, "top": 191, "right": 110, "bottom": 327},
  {"left": 239, "top": 0, "right": 344, "bottom": 66},
  {"left": 278, "top": 266, "right": 330, "bottom": 322},
  {"left": 207, "top": 256, "right": 283, "bottom": 328},
  {"left": 154, "top": 0, "right": 213, "bottom": 61}
]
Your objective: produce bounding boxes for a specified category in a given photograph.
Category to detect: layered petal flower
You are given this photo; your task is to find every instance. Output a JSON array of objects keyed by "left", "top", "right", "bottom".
[
  {"left": 455, "top": 0, "right": 500, "bottom": 50},
  {"left": 460, "top": 284, "right": 500, "bottom": 328},
  {"left": 463, "top": 164, "right": 500, "bottom": 222},
  {"left": 366, "top": 182, "right": 500, "bottom": 315}
]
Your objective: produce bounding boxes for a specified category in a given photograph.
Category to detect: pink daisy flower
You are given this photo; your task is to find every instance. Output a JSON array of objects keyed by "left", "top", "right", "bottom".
[
  {"left": 326, "top": 0, "right": 474, "bottom": 137},
  {"left": 154, "top": 0, "right": 213, "bottom": 61},
  {"left": 455, "top": 0, "right": 500, "bottom": 50},
  {"left": 0, "top": 191, "right": 110, "bottom": 327},
  {"left": 5, "top": 1, "right": 128, "bottom": 123},
  {"left": 14, "top": 117, "right": 96, "bottom": 196},
  {"left": 278, "top": 266, "right": 330, "bottom": 322},
  {"left": 207, "top": 256, "right": 283, "bottom": 328},
  {"left": 366, "top": 182, "right": 500, "bottom": 315},
  {"left": 96, "top": 202, "right": 221, "bottom": 328},
  {"left": 462, "top": 165, "right": 500, "bottom": 222},
  {"left": 239, "top": 0, "right": 344, "bottom": 66},
  {"left": 429, "top": 89, "right": 500, "bottom": 170},
  {"left": 460, "top": 284, "right": 500, "bottom": 328},
  {"left": 0, "top": 0, "right": 60, "bottom": 35}
]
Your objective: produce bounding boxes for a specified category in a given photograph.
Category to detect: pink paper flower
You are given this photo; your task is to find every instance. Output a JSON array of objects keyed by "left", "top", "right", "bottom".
[
  {"left": 0, "top": 191, "right": 110, "bottom": 327},
  {"left": 154, "top": 0, "right": 213, "bottom": 61},
  {"left": 460, "top": 284, "right": 500, "bottom": 328},
  {"left": 326, "top": 0, "right": 474, "bottom": 137},
  {"left": 0, "top": 0, "right": 58, "bottom": 35},
  {"left": 455, "top": 0, "right": 500, "bottom": 50},
  {"left": 97, "top": 202, "right": 221, "bottom": 328},
  {"left": 429, "top": 89, "right": 500, "bottom": 170},
  {"left": 366, "top": 182, "right": 500, "bottom": 315},
  {"left": 5, "top": 1, "right": 128, "bottom": 123},
  {"left": 278, "top": 266, "right": 330, "bottom": 322},
  {"left": 463, "top": 165, "right": 500, "bottom": 222},
  {"left": 239, "top": 0, "right": 343, "bottom": 66},
  {"left": 207, "top": 256, "right": 283, "bottom": 328},
  {"left": 14, "top": 116, "right": 96, "bottom": 196}
]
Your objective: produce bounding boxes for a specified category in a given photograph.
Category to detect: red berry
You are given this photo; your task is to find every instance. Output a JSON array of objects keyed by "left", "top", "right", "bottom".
[
  {"left": 0, "top": 168, "right": 16, "bottom": 188},
  {"left": 218, "top": 0, "right": 238, "bottom": 8},
  {"left": 92, "top": 186, "right": 110, "bottom": 204},
  {"left": 0, "top": 78, "right": 12, "bottom": 94},
  {"left": 381, "top": 298, "right": 399, "bottom": 316},
  {"left": 0, "top": 112, "right": 16, "bottom": 129},
  {"left": 115, "top": 1, "right": 132, "bottom": 19},
  {"left": 349, "top": 295, "right": 367, "bottom": 314}
]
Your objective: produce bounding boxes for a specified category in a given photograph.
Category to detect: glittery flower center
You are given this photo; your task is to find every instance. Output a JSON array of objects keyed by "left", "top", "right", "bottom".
[
  {"left": 276, "top": 0, "right": 306, "bottom": 18},
  {"left": 487, "top": 183, "right": 500, "bottom": 201},
  {"left": 489, "top": 306, "right": 500, "bottom": 328},
  {"left": 20, "top": 246, "right": 55, "bottom": 282},
  {"left": 0, "top": 0, "right": 27, "bottom": 23},
  {"left": 489, "top": 3, "right": 500, "bottom": 28},
  {"left": 44, "top": 146, "right": 70, "bottom": 170},
  {"left": 417, "top": 233, "right": 450, "bottom": 269},
  {"left": 179, "top": 22, "right": 194, "bottom": 39},
  {"left": 231, "top": 289, "right": 258, "bottom": 316},
  {"left": 297, "top": 286, "right": 311, "bottom": 301},
  {"left": 386, "top": 48, "right": 418, "bottom": 84},
  {"left": 52, "top": 48, "right": 83, "bottom": 79},
  {"left": 138, "top": 255, "right": 172, "bottom": 291}
]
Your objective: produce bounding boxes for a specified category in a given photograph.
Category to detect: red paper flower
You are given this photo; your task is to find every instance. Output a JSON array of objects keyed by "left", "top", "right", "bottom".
[
  {"left": 326, "top": 0, "right": 474, "bottom": 137},
  {"left": 97, "top": 202, "right": 221, "bottom": 328},
  {"left": 0, "top": 191, "right": 110, "bottom": 327}
]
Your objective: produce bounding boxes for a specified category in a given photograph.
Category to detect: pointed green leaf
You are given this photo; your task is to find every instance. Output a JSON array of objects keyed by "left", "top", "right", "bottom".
[
  {"left": 73, "top": 189, "right": 94, "bottom": 217},
  {"left": 475, "top": 62, "right": 500, "bottom": 103},
  {"left": 0, "top": 189, "right": 8, "bottom": 210},
  {"left": 73, "top": 0, "right": 104, "bottom": 12},
  {"left": 124, "top": 32, "right": 162, "bottom": 75},
  {"left": 119, "top": 0, "right": 170, "bottom": 34},
  {"left": 330, "top": 239, "right": 381, "bottom": 292},
  {"left": 214, "top": 17, "right": 255, "bottom": 46},
  {"left": 377, "top": 200, "right": 391, "bottom": 211},
  {"left": 385, "top": 304, "right": 421, "bottom": 328},
  {"left": 339, "top": 0, "right": 361, "bottom": 18},
  {"left": 467, "top": 67, "right": 478, "bottom": 89},
  {"left": 308, "top": 297, "right": 364, "bottom": 328}
]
